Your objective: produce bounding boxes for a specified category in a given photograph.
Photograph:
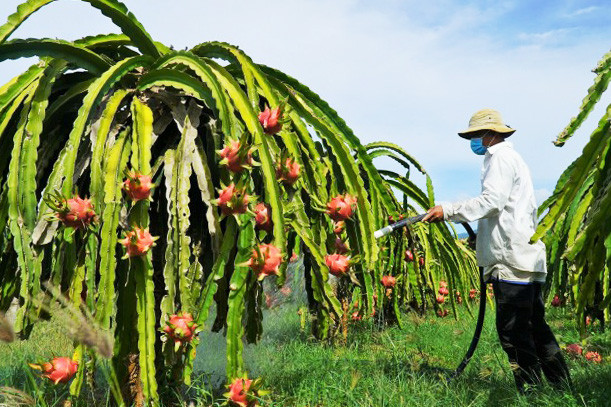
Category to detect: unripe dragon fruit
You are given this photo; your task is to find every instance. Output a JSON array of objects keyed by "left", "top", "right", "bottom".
[
  {"left": 436, "top": 295, "right": 445, "bottom": 304},
  {"left": 438, "top": 287, "right": 449, "bottom": 296},
  {"left": 213, "top": 183, "right": 253, "bottom": 216},
  {"left": 163, "top": 312, "right": 198, "bottom": 349},
  {"left": 219, "top": 140, "right": 254, "bottom": 173},
  {"left": 326, "top": 194, "right": 357, "bottom": 222},
  {"left": 333, "top": 221, "right": 345, "bottom": 235},
  {"left": 551, "top": 294, "right": 561, "bottom": 307},
  {"left": 381, "top": 275, "right": 396, "bottom": 288},
  {"left": 404, "top": 249, "right": 414, "bottom": 262},
  {"left": 254, "top": 202, "right": 272, "bottom": 232},
  {"left": 334, "top": 238, "right": 349, "bottom": 254},
  {"left": 56, "top": 195, "right": 96, "bottom": 229},
  {"left": 258, "top": 106, "right": 283, "bottom": 134},
  {"left": 246, "top": 244, "right": 283, "bottom": 280},
  {"left": 325, "top": 253, "right": 350, "bottom": 277},
  {"left": 123, "top": 170, "right": 154, "bottom": 201},
  {"left": 29, "top": 357, "right": 78, "bottom": 384},
  {"left": 275, "top": 157, "right": 301, "bottom": 186},
  {"left": 585, "top": 351, "right": 602, "bottom": 363},
  {"left": 565, "top": 343, "right": 583, "bottom": 357},
  {"left": 120, "top": 226, "right": 157, "bottom": 257}
]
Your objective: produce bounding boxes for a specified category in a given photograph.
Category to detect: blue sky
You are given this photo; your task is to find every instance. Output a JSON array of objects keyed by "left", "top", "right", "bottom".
[{"left": 0, "top": 0, "right": 609, "bottom": 206}]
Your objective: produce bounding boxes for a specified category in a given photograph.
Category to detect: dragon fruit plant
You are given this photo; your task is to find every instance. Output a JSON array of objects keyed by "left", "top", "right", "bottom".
[{"left": 0, "top": 1, "right": 477, "bottom": 405}]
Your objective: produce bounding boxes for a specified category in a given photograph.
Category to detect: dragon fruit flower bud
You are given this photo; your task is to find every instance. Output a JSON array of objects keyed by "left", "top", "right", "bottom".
[
  {"left": 254, "top": 202, "right": 272, "bottom": 232},
  {"left": 333, "top": 221, "right": 345, "bottom": 235}
]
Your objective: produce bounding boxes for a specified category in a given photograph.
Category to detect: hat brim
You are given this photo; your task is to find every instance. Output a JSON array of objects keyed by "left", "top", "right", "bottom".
[{"left": 458, "top": 125, "right": 516, "bottom": 139}]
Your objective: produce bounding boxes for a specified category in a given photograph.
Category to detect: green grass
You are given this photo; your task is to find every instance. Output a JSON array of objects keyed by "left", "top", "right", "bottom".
[{"left": 1, "top": 304, "right": 610, "bottom": 406}]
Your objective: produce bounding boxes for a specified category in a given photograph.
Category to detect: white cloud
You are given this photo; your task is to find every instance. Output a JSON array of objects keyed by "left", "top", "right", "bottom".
[
  {"left": 0, "top": 0, "right": 608, "bottom": 204},
  {"left": 566, "top": 6, "right": 599, "bottom": 17}
]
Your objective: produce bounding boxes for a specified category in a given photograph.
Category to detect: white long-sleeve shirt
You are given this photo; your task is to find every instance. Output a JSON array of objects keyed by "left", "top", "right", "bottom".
[{"left": 440, "top": 141, "right": 547, "bottom": 283}]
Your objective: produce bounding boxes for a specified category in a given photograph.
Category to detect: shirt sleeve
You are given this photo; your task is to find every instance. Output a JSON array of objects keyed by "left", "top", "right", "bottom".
[{"left": 442, "top": 154, "right": 514, "bottom": 223}]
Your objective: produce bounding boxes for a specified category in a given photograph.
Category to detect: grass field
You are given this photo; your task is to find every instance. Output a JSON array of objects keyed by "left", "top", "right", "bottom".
[{"left": 1, "top": 303, "right": 610, "bottom": 406}]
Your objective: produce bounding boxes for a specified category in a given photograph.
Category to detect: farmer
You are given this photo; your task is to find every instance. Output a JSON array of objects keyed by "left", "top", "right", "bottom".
[{"left": 422, "top": 109, "right": 571, "bottom": 393}]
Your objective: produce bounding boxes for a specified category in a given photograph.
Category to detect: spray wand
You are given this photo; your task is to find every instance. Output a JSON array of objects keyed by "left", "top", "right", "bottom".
[{"left": 373, "top": 216, "right": 486, "bottom": 380}]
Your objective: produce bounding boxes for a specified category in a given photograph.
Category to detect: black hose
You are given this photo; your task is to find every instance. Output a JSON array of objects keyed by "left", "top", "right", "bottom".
[{"left": 448, "top": 222, "right": 486, "bottom": 381}]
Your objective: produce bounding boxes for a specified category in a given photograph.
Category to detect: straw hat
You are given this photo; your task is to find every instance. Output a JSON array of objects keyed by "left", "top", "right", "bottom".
[{"left": 458, "top": 109, "right": 515, "bottom": 139}]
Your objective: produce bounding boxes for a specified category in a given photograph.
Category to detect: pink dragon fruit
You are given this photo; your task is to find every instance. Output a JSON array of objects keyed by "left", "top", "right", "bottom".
[
  {"left": 29, "top": 357, "right": 78, "bottom": 384},
  {"left": 219, "top": 140, "right": 254, "bottom": 173},
  {"left": 326, "top": 194, "right": 357, "bottom": 222},
  {"left": 246, "top": 244, "right": 283, "bottom": 280},
  {"left": 325, "top": 253, "right": 350, "bottom": 277},
  {"left": 381, "top": 275, "right": 396, "bottom": 288},
  {"left": 438, "top": 287, "right": 450, "bottom": 296},
  {"left": 56, "top": 195, "right": 96, "bottom": 229},
  {"left": 123, "top": 170, "right": 154, "bottom": 201},
  {"left": 163, "top": 312, "right": 198, "bottom": 349},
  {"left": 275, "top": 157, "right": 301, "bottom": 186},
  {"left": 120, "top": 226, "right": 157, "bottom": 257},
  {"left": 225, "top": 376, "right": 266, "bottom": 407},
  {"left": 213, "top": 183, "right": 253, "bottom": 216},
  {"left": 565, "top": 343, "right": 583, "bottom": 357},
  {"left": 258, "top": 106, "right": 283, "bottom": 134},
  {"left": 585, "top": 351, "right": 602, "bottom": 363}
]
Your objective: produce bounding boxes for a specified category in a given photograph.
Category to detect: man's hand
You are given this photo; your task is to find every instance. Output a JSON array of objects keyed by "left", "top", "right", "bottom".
[{"left": 422, "top": 205, "right": 444, "bottom": 223}]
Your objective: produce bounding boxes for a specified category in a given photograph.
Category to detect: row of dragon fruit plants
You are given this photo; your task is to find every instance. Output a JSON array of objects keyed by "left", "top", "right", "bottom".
[{"left": 0, "top": 0, "right": 478, "bottom": 405}]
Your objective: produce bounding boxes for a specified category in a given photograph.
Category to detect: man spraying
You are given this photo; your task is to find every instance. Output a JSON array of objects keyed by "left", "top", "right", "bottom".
[{"left": 422, "top": 109, "right": 571, "bottom": 393}]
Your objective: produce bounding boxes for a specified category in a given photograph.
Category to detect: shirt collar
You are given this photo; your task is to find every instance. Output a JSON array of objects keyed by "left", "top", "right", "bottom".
[{"left": 486, "top": 140, "right": 512, "bottom": 156}]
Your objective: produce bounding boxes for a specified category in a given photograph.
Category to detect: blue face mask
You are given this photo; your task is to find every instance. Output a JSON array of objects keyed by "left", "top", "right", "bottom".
[{"left": 470, "top": 137, "right": 487, "bottom": 155}]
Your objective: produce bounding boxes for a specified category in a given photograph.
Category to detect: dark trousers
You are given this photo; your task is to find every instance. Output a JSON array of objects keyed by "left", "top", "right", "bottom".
[{"left": 492, "top": 280, "right": 572, "bottom": 392}]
